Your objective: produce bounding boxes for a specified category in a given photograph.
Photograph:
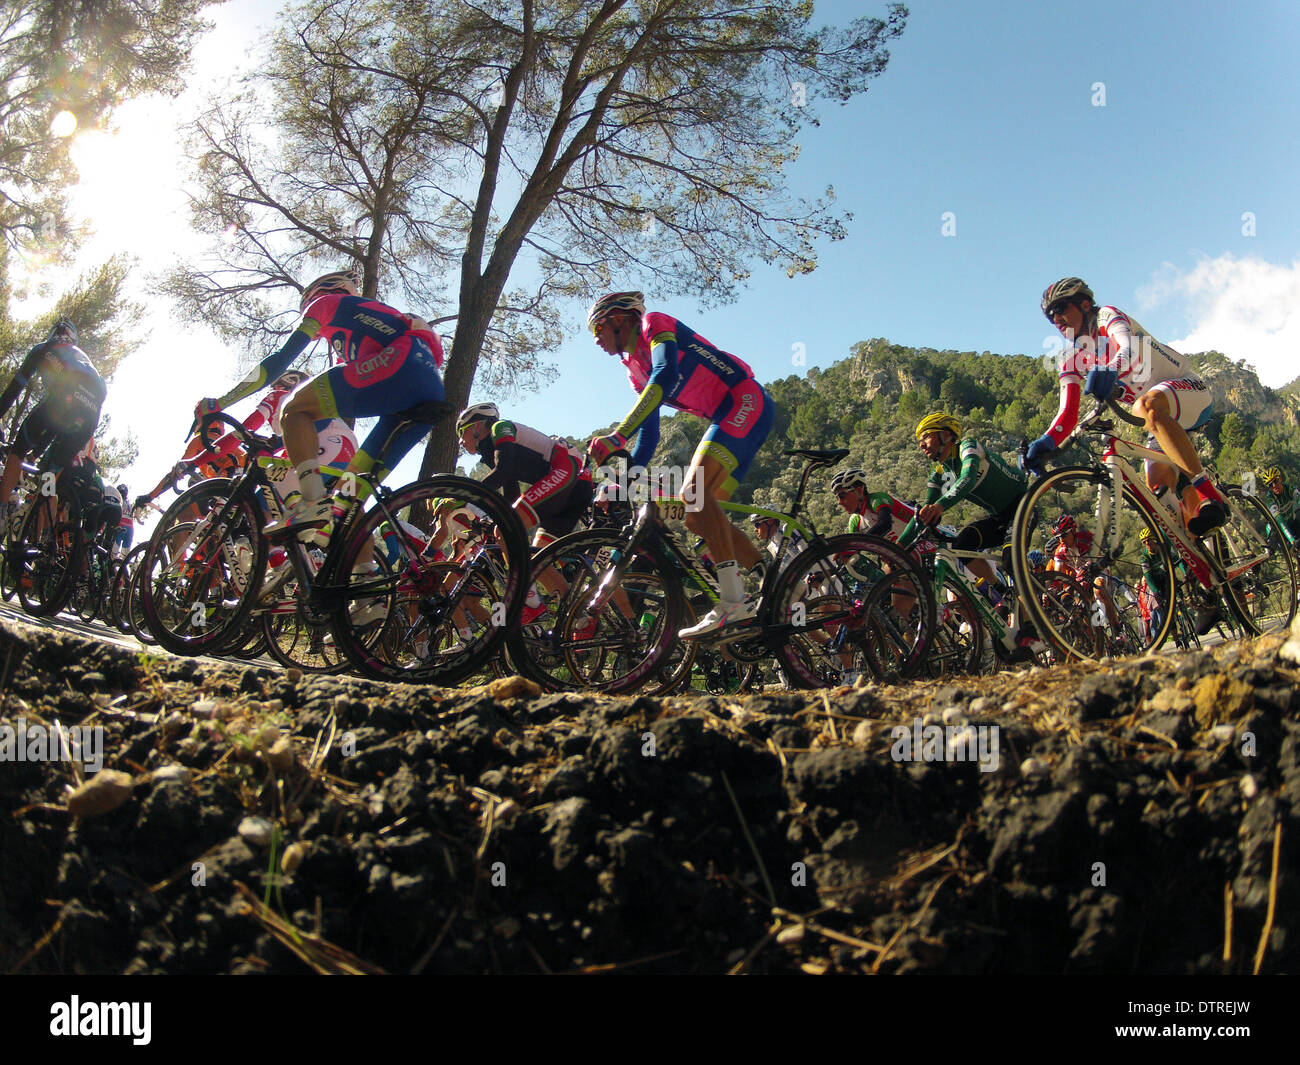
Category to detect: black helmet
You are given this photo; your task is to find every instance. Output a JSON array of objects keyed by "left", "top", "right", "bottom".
[{"left": 48, "top": 317, "right": 78, "bottom": 346}]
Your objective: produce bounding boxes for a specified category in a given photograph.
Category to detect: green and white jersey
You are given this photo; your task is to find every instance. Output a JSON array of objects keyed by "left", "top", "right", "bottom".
[{"left": 925, "top": 437, "right": 1026, "bottom": 516}]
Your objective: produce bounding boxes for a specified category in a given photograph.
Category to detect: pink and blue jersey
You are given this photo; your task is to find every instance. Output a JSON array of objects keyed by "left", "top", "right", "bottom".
[{"left": 616, "top": 311, "right": 773, "bottom": 492}]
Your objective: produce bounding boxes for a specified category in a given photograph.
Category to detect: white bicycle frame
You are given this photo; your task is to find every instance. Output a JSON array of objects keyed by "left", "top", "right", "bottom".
[{"left": 1062, "top": 409, "right": 1270, "bottom": 592}]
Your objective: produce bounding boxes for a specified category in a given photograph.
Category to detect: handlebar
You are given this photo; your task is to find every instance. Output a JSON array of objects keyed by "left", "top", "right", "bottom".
[{"left": 196, "top": 411, "right": 279, "bottom": 461}]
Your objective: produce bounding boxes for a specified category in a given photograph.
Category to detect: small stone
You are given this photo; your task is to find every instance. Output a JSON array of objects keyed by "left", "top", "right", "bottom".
[
  {"left": 67, "top": 770, "right": 134, "bottom": 818},
  {"left": 1239, "top": 775, "right": 1258, "bottom": 800},
  {"left": 176, "top": 738, "right": 199, "bottom": 759},
  {"left": 493, "top": 917, "right": 522, "bottom": 939},
  {"left": 494, "top": 799, "right": 520, "bottom": 824},
  {"left": 238, "top": 816, "right": 275, "bottom": 848},
  {"left": 252, "top": 725, "right": 281, "bottom": 753},
  {"left": 941, "top": 706, "right": 967, "bottom": 726},
  {"left": 1209, "top": 724, "right": 1235, "bottom": 744},
  {"left": 161, "top": 711, "right": 186, "bottom": 738},
  {"left": 1020, "top": 757, "right": 1049, "bottom": 778},
  {"left": 266, "top": 737, "right": 294, "bottom": 773},
  {"left": 286, "top": 668, "right": 304, "bottom": 683},
  {"left": 776, "top": 925, "right": 806, "bottom": 947},
  {"left": 922, "top": 712, "right": 940, "bottom": 726},
  {"left": 151, "top": 764, "right": 191, "bottom": 787},
  {"left": 800, "top": 959, "right": 830, "bottom": 975},
  {"left": 1146, "top": 689, "right": 1193, "bottom": 715},
  {"left": 486, "top": 675, "right": 542, "bottom": 701},
  {"left": 191, "top": 699, "right": 216, "bottom": 719},
  {"left": 851, "top": 720, "right": 873, "bottom": 746},
  {"left": 281, "top": 841, "right": 309, "bottom": 873},
  {"left": 1192, "top": 673, "right": 1253, "bottom": 728},
  {"left": 969, "top": 696, "right": 994, "bottom": 715},
  {"left": 264, "top": 699, "right": 284, "bottom": 714}
]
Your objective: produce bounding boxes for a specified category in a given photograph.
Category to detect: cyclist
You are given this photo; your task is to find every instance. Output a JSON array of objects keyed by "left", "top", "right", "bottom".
[
  {"left": 0, "top": 319, "right": 106, "bottom": 518},
  {"left": 112, "top": 484, "right": 134, "bottom": 560},
  {"left": 457, "top": 402, "right": 593, "bottom": 546},
  {"left": 1026, "top": 277, "right": 1224, "bottom": 536},
  {"left": 585, "top": 291, "right": 775, "bottom": 638},
  {"left": 1260, "top": 466, "right": 1300, "bottom": 540},
  {"left": 194, "top": 269, "right": 444, "bottom": 542},
  {"left": 898, "top": 413, "right": 1027, "bottom": 595},
  {"left": 830, "top": 467, "right": 920, "bottom": 542}
]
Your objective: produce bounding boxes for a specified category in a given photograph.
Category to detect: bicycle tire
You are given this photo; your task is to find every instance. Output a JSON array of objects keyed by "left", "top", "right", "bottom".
[
  {"left": 1009, "top": 465, "right": 1177, "bottom": 660},
  {"left": 15, "top": 489, "right": 83, "bottom": 617},
  {"left": 763, "top": 533, "right": 934, "bottom": 688},
  {"left": 927, "top": 577, "right": 985, "bottom": 676},
  {"left": 140, "top": 479, "right": 268, "bottom": 656},
  {"left": 503, "top": 527, "right": 684, "bottom": 694},
  {"left": 1214, "top": 486, "right": 1299, "bottom": 636},
  {"left": 326, "top": 475, "right": 529, "bottom": 686}
]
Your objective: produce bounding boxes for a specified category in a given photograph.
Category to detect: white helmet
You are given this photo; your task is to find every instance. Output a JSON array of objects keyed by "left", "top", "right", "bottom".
[
  {"left": 456, "top": 402, "right": 499, "bottom": 433},
  {"left": 300, "top": 269, "right": 360, "bottom": 311}
]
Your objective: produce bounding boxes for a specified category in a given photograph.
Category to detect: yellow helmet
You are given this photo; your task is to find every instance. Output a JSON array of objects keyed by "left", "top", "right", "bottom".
[
  {"left": 1260, "top": 466, "right": 1282, "bottom": 484},
  {"left": 1138, "top": 526, "right": 1151, "bottom": 542},
  {"left": 915, "top": 413, "right": 962, "bottom": 441}
]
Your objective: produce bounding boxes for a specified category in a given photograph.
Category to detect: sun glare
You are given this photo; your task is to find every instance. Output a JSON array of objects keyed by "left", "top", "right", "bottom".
[{"left": 50, "top": 110, "right": 78, "bottom": 137}]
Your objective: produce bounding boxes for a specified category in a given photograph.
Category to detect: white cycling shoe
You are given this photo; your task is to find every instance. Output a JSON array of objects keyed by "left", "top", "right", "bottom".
[{"left": 678, "top": 597, "right": 759, "bottom": 639}]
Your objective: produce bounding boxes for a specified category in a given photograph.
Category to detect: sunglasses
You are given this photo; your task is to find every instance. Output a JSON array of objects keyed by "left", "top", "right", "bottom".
[{"left": 1045, "top": 299, "right": 1074, "bottom": 320}]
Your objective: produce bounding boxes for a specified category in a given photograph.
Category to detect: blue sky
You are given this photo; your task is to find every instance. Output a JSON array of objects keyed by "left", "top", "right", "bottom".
[
  {"left": 495, "top": 0, "right": 1300, "bottom": 446},
  {"left": 30, "top": 0, "right": 1300, "bottom": 496}
]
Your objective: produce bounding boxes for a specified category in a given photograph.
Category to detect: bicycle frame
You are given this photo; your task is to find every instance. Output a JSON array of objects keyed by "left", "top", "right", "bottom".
[{"left": 927, "top": 546, "right": 1018, "bottom": 651}]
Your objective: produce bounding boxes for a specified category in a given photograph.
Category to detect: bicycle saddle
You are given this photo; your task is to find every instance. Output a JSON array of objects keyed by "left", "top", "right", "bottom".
[{"left": 785, "top": 448, "right": 849, "bottom": 466}]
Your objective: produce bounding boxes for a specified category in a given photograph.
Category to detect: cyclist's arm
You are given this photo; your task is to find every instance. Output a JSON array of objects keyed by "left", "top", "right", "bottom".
[
  {"left": 1043, "top": 371, "right": 1084, "bottom": 446},
  {"left": 0, "top": 343, "right": 50, "bottom": 418},
  {"left": 935, "top": 446, "right": 986, "bottom": 509},
  {"left": 898, "top": 477, "right": 943, "bottom": 547},
  {"left": 614, "top": 330, "right": 678, "bottom": 443},
  {"left": 214, "top": 324, "right": 316, "bottom": 409},
  {"left": 629, "top": 406, "right": 660, "bottom": 469}
]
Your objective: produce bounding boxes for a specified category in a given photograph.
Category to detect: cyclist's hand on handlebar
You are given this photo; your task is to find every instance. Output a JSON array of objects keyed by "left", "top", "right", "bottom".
[
  {"left": 587, "top": 432, "right": 628, "bottom": 466},
  {"left": 1022, "top": 434, "right": 1056, "bottom": 475},
  {"left": 918, "top": 502, "right": 944, "bottom": 527},
  {"left": 1083, "top": 368, "right": 1119, "bottom": 401}
]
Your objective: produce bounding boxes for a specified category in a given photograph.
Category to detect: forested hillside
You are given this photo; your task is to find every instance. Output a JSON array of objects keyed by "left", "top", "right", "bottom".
[{"left": 570, "top": 340, "right": 1300, "bottom": 534}]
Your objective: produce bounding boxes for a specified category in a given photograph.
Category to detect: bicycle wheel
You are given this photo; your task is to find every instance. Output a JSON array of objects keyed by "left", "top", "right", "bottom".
[
  {"left": 927, "top": 578, "right": 985, "bottom": 676},
  {"left": 126, "top": 554, "right": 158, "bottom": 645},
  {"left": 327, "top": 476, "right": 529, "bottom": 686},
  {"left": 503, "top": 528, "right": 683, "bottom": 694},
  {"left": 764, "top": 533, "right": 934, "bottom": 688},
  {"left": 1214, "top": 486, "right": 1299, "bottom": 636},
  {"left": 15, "top": 490, "right": 83, "bottom": 617},
  {"left": 1010, "top": 466, "right": 1177, "bottom": 660},
  {"left": 140, "top": 480, "right": 268, "bottom": 656}
]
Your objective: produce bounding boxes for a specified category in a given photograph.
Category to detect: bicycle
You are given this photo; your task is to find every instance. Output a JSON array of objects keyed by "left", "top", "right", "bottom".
[
  {"left": 1010, "top": 398, "right": 1299, "bottom": 661},
  {"left": 505, "top": 448, "right": 935, "bottom": 693},
  {"left": 139, "top": 408, "right": 530, "bottom": 684}
]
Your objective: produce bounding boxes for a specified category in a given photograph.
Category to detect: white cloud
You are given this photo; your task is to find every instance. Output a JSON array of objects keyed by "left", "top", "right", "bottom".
[{"left": 1137, "top": 255, "right": 1300, "bottom": 388}]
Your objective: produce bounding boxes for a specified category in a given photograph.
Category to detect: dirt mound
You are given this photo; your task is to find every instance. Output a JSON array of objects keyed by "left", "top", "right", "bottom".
[{"left": 2, "top": 615, "right": 1297, "bottom": 974}]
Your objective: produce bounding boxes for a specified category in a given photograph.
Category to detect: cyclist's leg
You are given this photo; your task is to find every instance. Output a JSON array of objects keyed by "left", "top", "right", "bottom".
[
  {"left": 683, "top": 380, "right": 774, "bottom": 575},
  {"left": 1135, "top": 382, "right": 1220, "bottom": 532}
]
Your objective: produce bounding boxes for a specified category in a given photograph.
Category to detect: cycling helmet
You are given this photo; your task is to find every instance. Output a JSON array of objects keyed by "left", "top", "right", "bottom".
[
  {"left": 272, "top": 370, "right": 310, "bottom": 391},
  {"left": 456, "top": 402, "right": 499, "bottom": 433},
  {"left": 1027, "top": 549, "right": 1046, "bottom": 567},
  {"left": 829, "top": 468, "right": 869, "bottom": 495},
  {"left": 1041, "top": 277, "right": 1094, "bottom": 320},
  {"left": 1051, "top": 514, "right": 1077, "bottom": 536},
  {"left": 1260, "top": 466, "right": 1282, "bottom": 484},
  {"left": 300, "top": 269, "right": 360, "bottom": 310},
  {"left": 48, "top": 317, "right": 78, "bottom": 346},
  {"left": 914, "top": 413, "right": 962, "bottom": 441},
  {"left": 750, "top": 511, "right": 779, "bottom": 527},
  {"left": 587, "top": 291, "right": 645, "bottom": 334},
  {"left": 1138, "top": 526, "right": 1152, "bottom": 542}
]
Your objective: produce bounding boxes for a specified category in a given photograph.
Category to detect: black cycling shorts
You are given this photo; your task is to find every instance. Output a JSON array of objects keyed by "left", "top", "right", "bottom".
[{"left": 11, "top": 399, "right": 101, "bottom": 472}]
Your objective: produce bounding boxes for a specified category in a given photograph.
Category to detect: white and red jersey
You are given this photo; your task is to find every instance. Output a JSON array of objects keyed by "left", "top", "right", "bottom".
[{"left": 1046, "top": 307, "right": 1207, "bottom": 446}]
